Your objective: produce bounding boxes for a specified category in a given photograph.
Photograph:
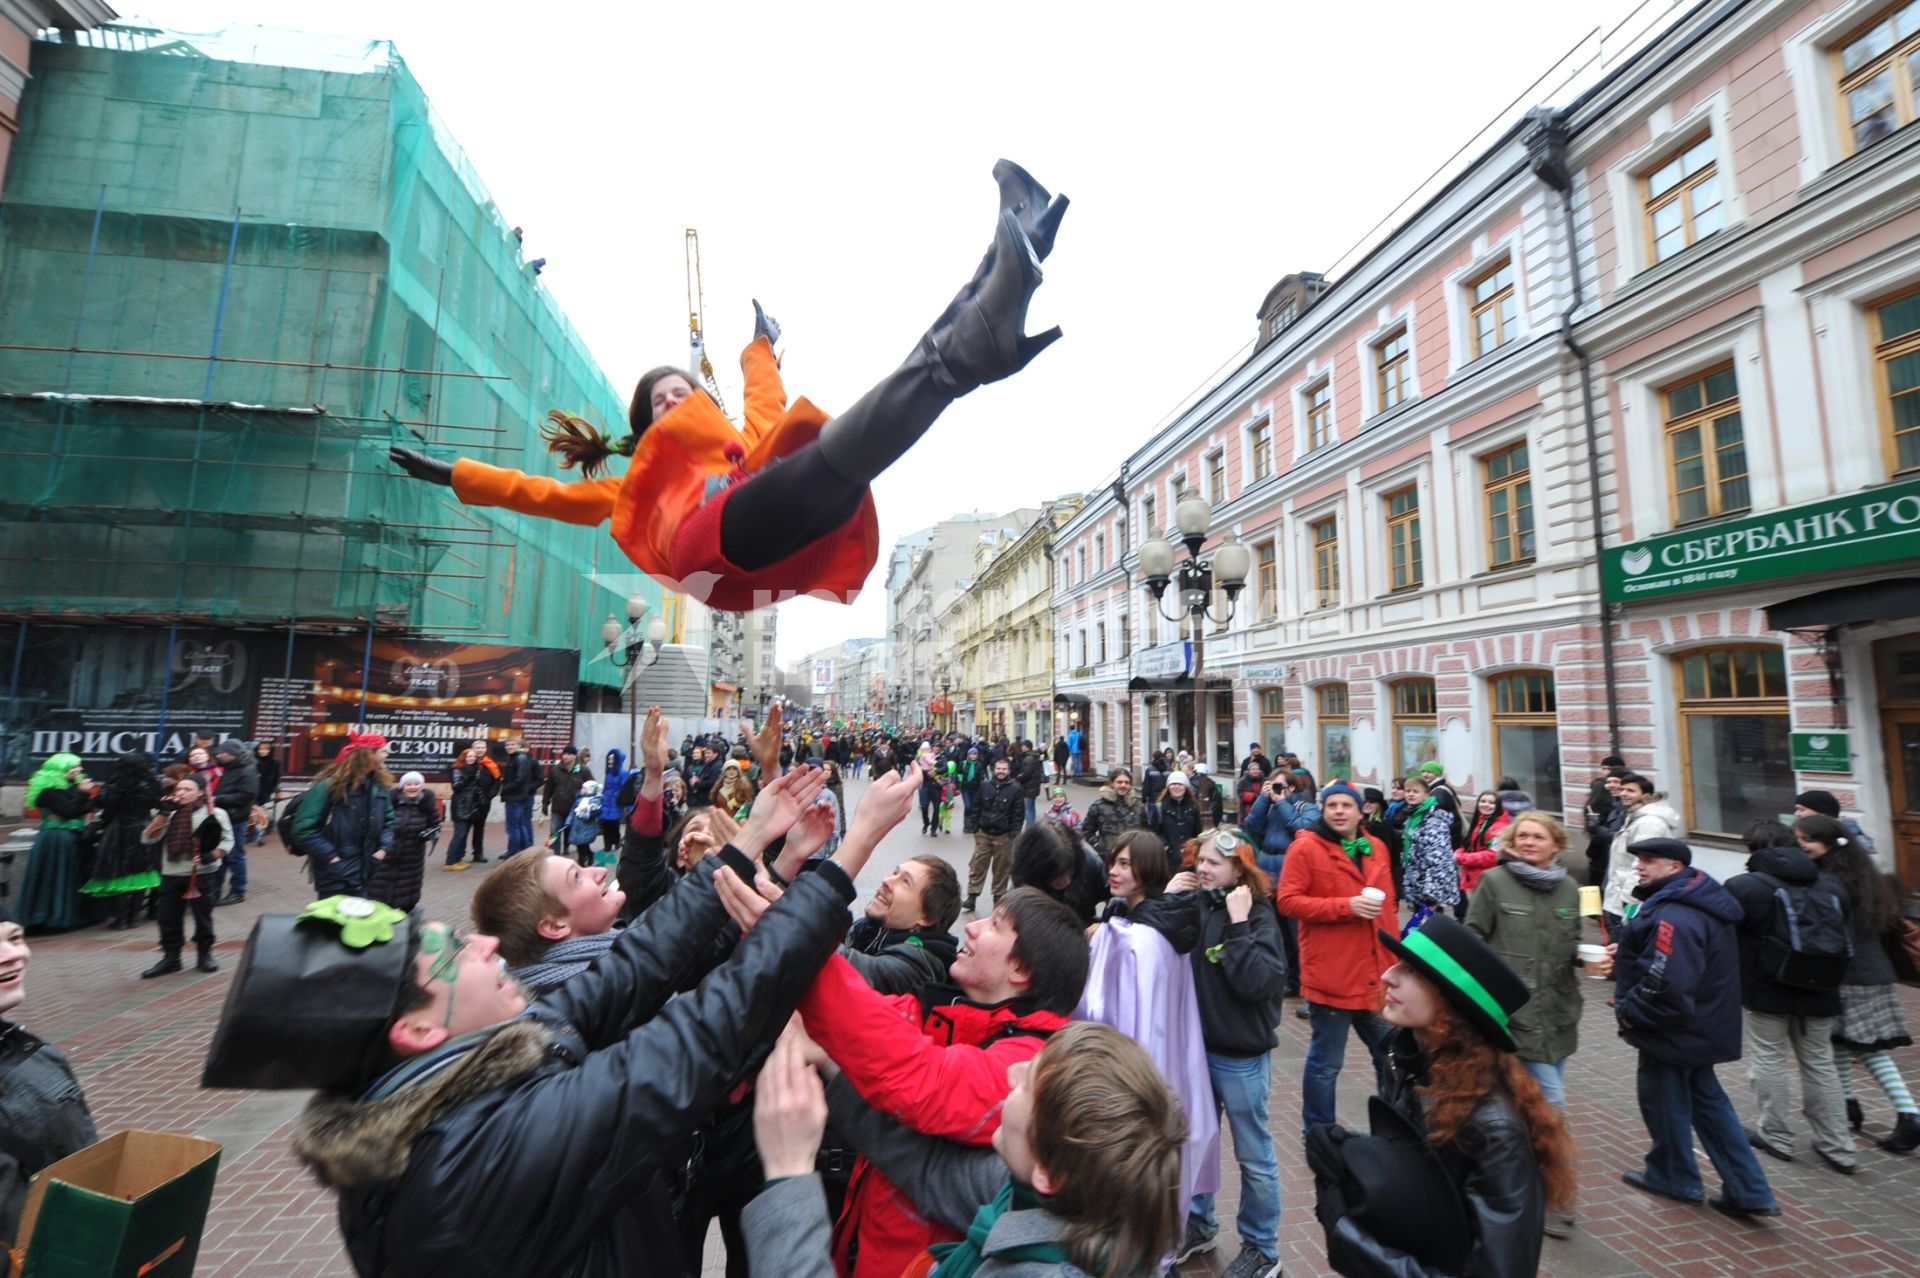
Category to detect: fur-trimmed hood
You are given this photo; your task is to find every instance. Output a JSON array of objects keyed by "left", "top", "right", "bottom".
[{"left": 293, "top": 1019, "right": 551, "bottom": 1189}]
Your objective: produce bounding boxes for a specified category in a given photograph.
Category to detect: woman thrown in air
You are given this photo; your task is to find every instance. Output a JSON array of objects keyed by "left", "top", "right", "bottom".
[{"left": 390, "top": 161, "right": 1067, "bottom": 613}]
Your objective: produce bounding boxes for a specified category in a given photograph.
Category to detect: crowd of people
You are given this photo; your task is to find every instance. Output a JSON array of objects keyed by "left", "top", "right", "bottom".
[{"left": 5, "top": 716, "right": 1919, "bottom": 1277}]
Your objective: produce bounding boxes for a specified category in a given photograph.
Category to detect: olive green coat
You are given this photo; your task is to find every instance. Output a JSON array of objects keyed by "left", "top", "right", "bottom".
[{"left": 1463, "top": 859, "right": 1583, "bottom": 1064}]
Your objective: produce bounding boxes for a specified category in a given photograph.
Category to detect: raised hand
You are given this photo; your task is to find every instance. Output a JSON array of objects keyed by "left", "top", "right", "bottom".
[
  {"left": 834, "top": 764, "right": 921, "bottom": 881},
  {"left": 389, "top": 446, "right": 454, "bottom": 486},
  {"left": 750, "top": 703, "right": 784, "bottom": 780},
  {"left": 738, "top": 765, "right": 826, "bottom": 859},
  {"left": 715, "top": 863, "right": 775, "bottom": 934},
  {"left": 774, "top": 799, "right": 837, "bottom": 880},
  {"left": 753, "top": 1019, "right": 828, "bottom": 1179},
  {"left": 1226, "top": 884, "right": 1252, "bottom": 924},
  {"left": 640, "top": 706, "right": 668, "bottom": 774}
]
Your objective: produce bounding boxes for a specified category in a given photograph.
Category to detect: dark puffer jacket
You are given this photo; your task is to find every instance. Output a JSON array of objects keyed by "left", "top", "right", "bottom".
[
  {"left": 1612, "top": 867, "right": 1746, "bottom": 1066},
  {"left": 1079, "top": 785, "right": 1144, "bottom": 854},
  {"left": 291, "top": 778, "right": 396, "bottom": 897},
  {"left": 370, "top": 788, "right": 440, "bottom": 913},
  {"left": 1325, "top": 1029, "right": 1544, "bottom": 1278},
  {"left": 0, "top": 1022, "right": 98, "bottom": 1245},
  {"left": 840, "top": 919, "right": 958, "bottom": 997},
  {"left": 1155, "top": 794, "right": 1203, "bottom": 854},
  {"left": 1724, "top": 845, "right": 1850, "bottom": 1019},
  {"left": 211, "top": 739, "right": 260, "bottom": 833},
  {"left": 293, "top": 852, "right": 857, "bottom": 1278},
  {"left": 449, "top": 759, "right": 497, "bottom": 823},
  {"left": 1156, "top": 889, "right": 1289, "bottom": 1057}
]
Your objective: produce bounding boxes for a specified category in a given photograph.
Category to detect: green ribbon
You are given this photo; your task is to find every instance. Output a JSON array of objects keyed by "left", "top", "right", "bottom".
[
  {"left": 1401, "top": 795, "right": 1438, "bottom": 833},
  {"left": 1339, "top": 836, "right": 1372, "bottom": 862},
  {"left": 1400, "top": 928, "right": 1510, "bottom": 1031}
]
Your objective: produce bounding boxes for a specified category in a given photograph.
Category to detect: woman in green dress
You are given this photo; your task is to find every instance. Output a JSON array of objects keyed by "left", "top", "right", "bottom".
[{"left": 18, "top": 753, "right": 93, "bottom": 930}]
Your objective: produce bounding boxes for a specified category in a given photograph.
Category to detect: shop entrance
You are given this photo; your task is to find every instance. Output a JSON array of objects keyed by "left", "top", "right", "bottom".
[{"left": 1875, "top": 635, "right": 1920, "bottom": 892}]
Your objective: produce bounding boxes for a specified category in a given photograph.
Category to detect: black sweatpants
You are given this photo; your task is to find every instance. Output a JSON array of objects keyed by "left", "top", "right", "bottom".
[{"left": 155, "top": 873, "right": 213, "bottom": 955}]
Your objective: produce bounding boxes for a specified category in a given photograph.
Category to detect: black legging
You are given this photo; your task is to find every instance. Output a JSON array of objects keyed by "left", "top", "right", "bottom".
[{"left": 718, "top": 445, "right": 867, "bottom": 570}]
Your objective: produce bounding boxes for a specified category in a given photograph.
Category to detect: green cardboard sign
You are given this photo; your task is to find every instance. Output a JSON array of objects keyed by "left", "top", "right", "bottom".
[
  {"left": 1790, "top": 731, "right": 1851, "bottom": 773},
  {"left": 1602, "top": 477, "right": 1920, "bottom": 602}
]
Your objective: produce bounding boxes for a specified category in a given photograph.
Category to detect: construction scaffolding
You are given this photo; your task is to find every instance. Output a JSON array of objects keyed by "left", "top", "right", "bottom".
[{"left": 0, "top": 26, "right": 657, "bottom": 720}]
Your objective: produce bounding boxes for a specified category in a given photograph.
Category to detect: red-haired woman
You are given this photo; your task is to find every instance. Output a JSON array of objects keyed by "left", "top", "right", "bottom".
[
  {"left": 389, "top": 163, "right": 1067, "bottom": 613},
  {"left": 1314, "top": 914, "right": 1576, "bottom": 1278},
  {"left": 1159, "top": 827, "right": 1289, "bottom": 1276}
]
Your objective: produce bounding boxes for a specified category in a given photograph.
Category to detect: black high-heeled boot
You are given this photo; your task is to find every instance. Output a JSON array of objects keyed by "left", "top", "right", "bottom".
[
  {"left": 816, "top": 204, "right": 1062, "bottom": 486},
  {"left": 1880, "top": 1112, "right": 1920, "bottom": 1153}
]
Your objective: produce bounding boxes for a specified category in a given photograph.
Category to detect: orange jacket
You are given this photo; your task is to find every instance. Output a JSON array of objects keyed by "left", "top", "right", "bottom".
[
  {"left": 1275, "top": 827, "right": 1398, "bottom": 1010},
  {"left": 450, "top": 337, "right": 878, "bottom": 601}
]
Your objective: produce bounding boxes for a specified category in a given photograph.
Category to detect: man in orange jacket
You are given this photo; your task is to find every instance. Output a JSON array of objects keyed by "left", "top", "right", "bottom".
[
  {"left": 798, "top": 886, "right": 1087, "bottom": 1278},
  {"left": 1276, "top": 779, "right": 1398, "bottom": 1133}
]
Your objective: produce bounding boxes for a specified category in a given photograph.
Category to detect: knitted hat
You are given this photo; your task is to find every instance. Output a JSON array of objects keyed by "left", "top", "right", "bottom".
[
  {"left": 1380, "top": 914, "right": 1530, "bottom": 1053},
  {"left": 1416, "top": 760, "right": 1445, "bottom": 777},
  {"left": 1628, "top": 837, "right": 1692, "bottom": 867},
  {"left": 1793, "top": 790, "right": 1841, "bottom": 818},
  {"left": 1166, "top": 771, "right": 1190, "bottom": 789},
  {"left": 342, "top": 732, "right": 389, "bottom": 753},
  {"left": 399, "top": 771, "right": 426, "bottom": 787},
  {"left": 1192, "top": 762, "right": 1210, "bottom": 775},
  {"left": 1320, "top": 779, "right": 1364, "bottom": 807}
]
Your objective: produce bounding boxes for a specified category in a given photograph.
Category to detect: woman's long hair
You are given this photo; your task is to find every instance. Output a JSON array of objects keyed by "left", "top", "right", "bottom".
[
  {"left": 713, "top": 764, "right": 754, "bottom": 813},
  {"left": 1028, "top": 1022, "right": 1186, "bottom": 1276},
  {"left": 1416, "top": 997, "right": 1576, "bottom": 1215},
  {"left": 316, "top": 746, "right": 396, "bottom": 801},
  {"left": 1798, "top": 816, "right": 1898, "bottom": 933},
  {"left": 540, "top": 364, "right": 700, "bottom": 480},
  {"left": 1466, "top": 791, "right": 1504, "bottom": 848},
  {"left": 1108, "top": 830, "right": 1171, "bottom": 899}
]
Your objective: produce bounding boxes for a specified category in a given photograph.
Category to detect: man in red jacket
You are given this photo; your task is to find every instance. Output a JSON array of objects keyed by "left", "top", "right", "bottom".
[
  {"left": 799, "top": 885, "right": 1088, "bottom": 1278},
  {"left": 1276, "top": 779, "right": 1398, "bottom": 1134}
]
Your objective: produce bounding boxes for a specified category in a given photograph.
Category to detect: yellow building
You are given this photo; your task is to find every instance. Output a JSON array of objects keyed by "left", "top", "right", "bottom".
[{"left": 946, "top": 497, "right": 1082, "bottom": 745}]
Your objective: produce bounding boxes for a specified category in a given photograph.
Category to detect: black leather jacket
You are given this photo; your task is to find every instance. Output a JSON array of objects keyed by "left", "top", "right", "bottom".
[
  {"left": 970, "top": 776, "right": 1026, "bottom": 837},
  {"left": 0, "top": 1022, "right": 98, "bottom": 1245},
  {"left": 1326, "top": 1030, "right": 1545, "bottom": 1278},
  {"left": 296, "top": 851, "right": 856, "bottom": 1277}
]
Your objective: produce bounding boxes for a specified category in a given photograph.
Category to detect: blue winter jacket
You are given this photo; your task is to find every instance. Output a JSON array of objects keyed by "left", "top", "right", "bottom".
[
  {"left": 1612, "top": 866, "right": 1746, "bottom": 1067},
  {"left": 1244, "top": 792, "right": 1320, "bottom": 857},
  {"left": 600, "top": 750, "right": 633, "bottom": 822}
]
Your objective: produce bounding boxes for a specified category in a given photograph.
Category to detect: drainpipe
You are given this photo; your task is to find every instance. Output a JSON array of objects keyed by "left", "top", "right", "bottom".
[{"left": 1527, "top": 108, "right": 1623, "bottom": 759}]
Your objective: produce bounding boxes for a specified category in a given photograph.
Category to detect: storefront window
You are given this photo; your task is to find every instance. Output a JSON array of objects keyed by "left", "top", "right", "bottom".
[
  {"left": 1490, "top": 671, "right": 1560, "bottom": 808},
  {"left": 1013, "top": 711, "right": 1028, "bottom": 743},
  {"left": 1393, "top": 678, "right": 1439, "bottom": 777},
  {"left": 1259, "top": 688, "right": 1287, "bottom": 760},
  {"left": 1317, "top": 683, "right": 1351, "bottom": 780},
  {"left": 1677, "top": 645, "right": 1793, "bottom": 837}
]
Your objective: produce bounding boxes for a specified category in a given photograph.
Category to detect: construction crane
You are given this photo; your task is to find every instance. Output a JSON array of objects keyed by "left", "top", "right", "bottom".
[{"left": 685, "top": 228, "right": 727, "bottom": 417}]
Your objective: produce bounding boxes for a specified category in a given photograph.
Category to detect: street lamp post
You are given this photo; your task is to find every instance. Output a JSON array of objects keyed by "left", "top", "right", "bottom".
[
  {"left": 1138, "top": 496, "right": 1252, "bottom": 774},
  {"left": 602, "top": 592, "right": 668, "bottom": 759}
]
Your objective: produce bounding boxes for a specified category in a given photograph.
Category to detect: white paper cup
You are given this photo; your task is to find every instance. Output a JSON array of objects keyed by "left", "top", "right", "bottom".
[
  {"left": 1360, "top": 887, "right": 1386, "bottom": 903},
  {"left": 1577, "top": 943, "right": 1608, "bottom": 978}
]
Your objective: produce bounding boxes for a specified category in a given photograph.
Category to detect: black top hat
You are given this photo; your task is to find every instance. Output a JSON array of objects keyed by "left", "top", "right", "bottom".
[
  {"left": 202, "top": 898, "right": 422, "bottom": 1091},
  {"left": 1379, "top": 915, "right": 1530, "bottom": 1053}
]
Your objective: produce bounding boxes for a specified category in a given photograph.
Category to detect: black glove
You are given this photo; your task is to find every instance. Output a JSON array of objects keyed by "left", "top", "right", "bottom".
[
  {"left": 389, "top": 445, "right": 454, "bottom": 486},
  {"left": 752, "top": 298, "right": 781, "bottom": 348}
]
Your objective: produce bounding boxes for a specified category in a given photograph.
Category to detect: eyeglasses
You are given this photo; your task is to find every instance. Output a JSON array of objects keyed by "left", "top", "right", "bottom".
[{"left": 418, "top": 924, "right": 474, "bottom": 986}]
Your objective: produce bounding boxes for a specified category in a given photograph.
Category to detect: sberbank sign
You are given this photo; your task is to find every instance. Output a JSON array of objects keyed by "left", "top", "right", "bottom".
[{"left": 1602, "top": 477, "right": 1920, "bottom": 602}]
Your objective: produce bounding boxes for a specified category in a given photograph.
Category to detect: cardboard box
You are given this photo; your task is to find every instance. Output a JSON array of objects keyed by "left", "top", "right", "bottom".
[{"left": 15, "top": 1131, "right": 221, "bottom": 1278}]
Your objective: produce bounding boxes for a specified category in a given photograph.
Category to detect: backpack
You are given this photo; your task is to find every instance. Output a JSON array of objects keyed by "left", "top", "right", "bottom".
[
  {"left": 1758, "top": 874, "right": 1853, "bottom": 990},
  {"left": 278, "top": 785, "right": 320, "bottom": 854}
]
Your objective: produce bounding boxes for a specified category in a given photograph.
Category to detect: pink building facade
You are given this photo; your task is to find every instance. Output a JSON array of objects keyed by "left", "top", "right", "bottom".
[
  {"left": 1053, "top": 0, "right": 1920, "bottom": 887},
  {"left": 0, "top": 4, "right": 115, "bottom": 195}
]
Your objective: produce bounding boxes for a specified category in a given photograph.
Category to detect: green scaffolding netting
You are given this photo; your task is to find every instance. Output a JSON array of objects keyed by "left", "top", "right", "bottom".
[{"left": 0, "top": 26, "right": 655, "bottom": 690}]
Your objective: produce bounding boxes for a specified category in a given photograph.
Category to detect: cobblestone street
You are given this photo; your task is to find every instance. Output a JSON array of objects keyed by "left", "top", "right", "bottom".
[{"left": 14, "top": 782, "right": 1920, "bottom": 1276}]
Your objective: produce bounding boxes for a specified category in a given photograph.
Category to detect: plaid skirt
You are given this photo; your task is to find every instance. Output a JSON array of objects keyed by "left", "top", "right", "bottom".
[{"left": 1833, "top": 982, "right": 1914, "bottom": 1052}]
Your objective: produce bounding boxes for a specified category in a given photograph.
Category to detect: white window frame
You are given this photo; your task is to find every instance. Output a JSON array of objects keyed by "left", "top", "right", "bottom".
[
  {"left": 1364, "top": 459, "right": 1429, "bottom": 598},
  {"left": 1444, "top": 233, "right": 1532, "bottom": 373},
  {"left": 1297, "top": 496, "right": 1347, "bottom": 611},
  {"left": 1292, "top": 362, "right": 1338, "bottom": 460},
  {"left": 1785, "top": 0, "right": 1910, "bottom": 182},
  {"left": 1610, "top": 314, "right": 1775, "bottom": 541},
  {"left": 1356, "top": 305, "right": 1421, "bottom": 420},
  {"left": 1603, "top": 90, "right": 1743, "bottom": 288},
  {"left": 1461, "top": 422, "right": 1541, "bottom": 574},
  {"left": 1799, "top": 233, "right": 1920, "bottom": 494},
  {"left": 1243, "top": 410, "right": 1276, "bottom": 486}
]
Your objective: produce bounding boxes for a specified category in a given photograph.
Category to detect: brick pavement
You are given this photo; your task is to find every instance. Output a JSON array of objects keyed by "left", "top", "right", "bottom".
[{"left": 13, "top": 794, "right": 1920, "bottom": 1277}]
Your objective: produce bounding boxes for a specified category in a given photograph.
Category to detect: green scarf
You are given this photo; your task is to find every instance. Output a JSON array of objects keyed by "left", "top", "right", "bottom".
[
  {"left": 1339, "top": 835, "right": 1373, "bottom": 862},
  {"left": 1401, "top": 795, "right": 1438, "bottom": 833},
  {"left": 928, "top": 1178, "right": 1068, "bottom": 1277}
]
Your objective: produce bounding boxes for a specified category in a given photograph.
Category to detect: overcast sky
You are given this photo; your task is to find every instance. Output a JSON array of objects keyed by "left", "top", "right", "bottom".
[{"left": 127, "top": 0, "right": 1669, "bottom": 663}]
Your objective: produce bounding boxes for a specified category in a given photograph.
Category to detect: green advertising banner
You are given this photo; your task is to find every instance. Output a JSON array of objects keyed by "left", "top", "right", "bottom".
[{"left": 1602, "top": 476, "right": 1920, "bottom": 602}]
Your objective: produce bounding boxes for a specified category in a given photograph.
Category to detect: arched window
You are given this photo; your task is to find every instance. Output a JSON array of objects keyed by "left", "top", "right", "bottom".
[
  {"left": 1317, "top": 683, "right": 1351, "bottom": 780},
  {"left": 1392, "top": 678, "right": 1438, "bottom": 778},
  {"left": 1676, "top": 645, "right": 1792, "bottom": 837},
  {"left": 1490, "top": 671, "right": 1560, "bottom": 808}
]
